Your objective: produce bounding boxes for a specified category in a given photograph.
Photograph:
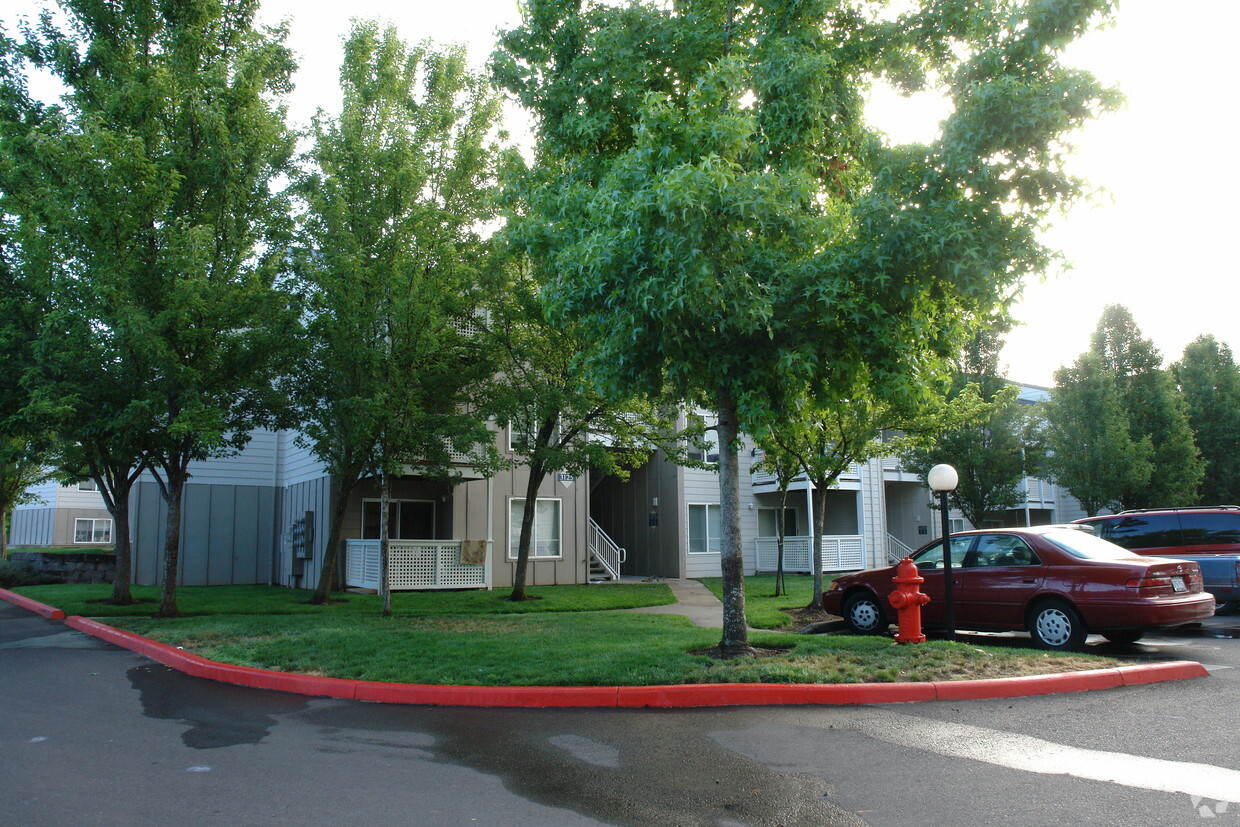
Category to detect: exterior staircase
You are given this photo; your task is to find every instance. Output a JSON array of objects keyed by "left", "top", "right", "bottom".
[{"left": 587, "top": 519, "right": 625, "bottom": 583}]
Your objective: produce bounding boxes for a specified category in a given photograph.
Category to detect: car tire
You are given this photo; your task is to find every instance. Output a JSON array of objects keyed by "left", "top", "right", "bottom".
[
  {"left": 1101, "top": 629, "right": 1144, "bottom": 644},
  {"left": 842, "top": 592, "right": 888, "bottom": 635},
  {"left": 1216, "top": 601, "right": 1240, "bottom": 617},
  {"left": 1027, "top": 599, "right": 1087, "bottom": 650}
]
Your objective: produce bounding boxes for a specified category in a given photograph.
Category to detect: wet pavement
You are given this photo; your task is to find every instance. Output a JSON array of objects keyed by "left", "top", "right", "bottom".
[{"left": 4, "top": 601, "right": 1240, "bottom": 825}]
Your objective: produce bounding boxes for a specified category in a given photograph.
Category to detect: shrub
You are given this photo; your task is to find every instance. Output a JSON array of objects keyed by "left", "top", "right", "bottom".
[{"left": 0, "top": 561, "right": 59, "bottom": 588}]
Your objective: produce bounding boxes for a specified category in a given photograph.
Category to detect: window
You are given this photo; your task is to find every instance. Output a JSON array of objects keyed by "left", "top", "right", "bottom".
[
  {"left": 911, "top": 538, "right": 970, "bottom": 571},
  {"left": 361, "top": 500, "right": 436, "bottom": 540},
  {"left": 970, "top": 534, "right": 1040, "bottom": 567},
  {"left": 688, "top": 504, "right": 722, "bottom": 554},
  {"left": 77, "top": 480, "right": 98, "bottom": 492},
  {"left": 1102, "top": 514, "right": 1182, "bottom": 550},
  {"left": 74, "top": 518, "right": 112, "bottom": 544},
  {"left": 509, "top": 498, "right": 562, "bottom": 559},
  {"left": 1179, "top": 513, "right": 1240, "bottom": 547},
  {"left": 509, "top": 415, "right": 557, "bottom": 453},
  {"left": 757, "top": 507, "right": 798, "bottom": 537},
  {"left": 687, "top": 433, "right": 719, "bottom": 464}
]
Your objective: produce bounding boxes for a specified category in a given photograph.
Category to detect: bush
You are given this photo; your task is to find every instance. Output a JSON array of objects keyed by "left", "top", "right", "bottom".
[{"left": 0, "top": 560, "right": 58, "bottom": 588}]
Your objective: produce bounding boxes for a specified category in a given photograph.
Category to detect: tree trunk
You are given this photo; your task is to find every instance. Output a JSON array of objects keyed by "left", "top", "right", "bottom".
[
  {"left": 155, "top": 471, "right": 186, "bottom": 618},
  {"left": 109, "top": 486, "right": 137, "bottom": 605},
  {"left": 810, "top": 480, "right": 827, "bottom": 609},
  {"left": 774, "top": 489, "right": 788, "bottom": 597},
  {"left": 1, "top": 508, "right": 9, "bottom": 560},
  {"left": 509, "top": 459, "right": 546, "bottom": 601},
  {"left": 312, "top": 476, "right": 358, "bottom": 605},
  {"left": 381, "top": 470, "right": 391, "bottom": 618},
  {"left": 715, "top": 388, "right": 751, "bottom": 656}
]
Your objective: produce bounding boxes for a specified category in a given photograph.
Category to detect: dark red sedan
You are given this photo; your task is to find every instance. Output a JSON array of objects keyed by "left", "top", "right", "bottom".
[{"left": 822, "top": 525, "right": 1216, "bottom": 650}]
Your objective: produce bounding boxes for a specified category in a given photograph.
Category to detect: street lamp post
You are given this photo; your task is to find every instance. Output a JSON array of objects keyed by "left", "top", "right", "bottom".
[{"left": 928, "top": 463, "right": 959, "bottom": 641}]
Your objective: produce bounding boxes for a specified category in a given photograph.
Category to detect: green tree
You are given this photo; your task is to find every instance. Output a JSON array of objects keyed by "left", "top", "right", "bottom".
[
  {"left": 1090, "top": 305, "right": 1203, "bottom": 507},
  {"left": 19, "top": 0, "right": 300, "bottom": 617},
  {"left": 483, "top": 257, "right": 672, "bottom": 601},
  {"left": 749, "top": 444, "right": 800, "bottom": 597},
  {"left": 293, "top": 24, "right": 505, "bottom": 609},
  {"left": 900, "top": 329, "right": 1035, "bottom": 529},
  {"left": 1042, "top": 352, "right": 1153, "bottom": 516},
  {"left": 1173, "top": 335, "right": 1240, "bottom": 505},
  {"left": 495, "top": 0, "right": 1117, "bottom": 654}
]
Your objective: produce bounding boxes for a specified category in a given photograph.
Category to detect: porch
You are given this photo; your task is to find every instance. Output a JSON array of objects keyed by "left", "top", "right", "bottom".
[
  {"left": 754, "top": 535, "right": 865, "bottom": 573},
  {"left": 345, "top": 539, "right": 492, "bottom": 591}
]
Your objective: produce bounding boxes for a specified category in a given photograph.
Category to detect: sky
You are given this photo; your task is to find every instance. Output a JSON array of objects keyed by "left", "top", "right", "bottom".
[{"left": 11, "top": 0, "right": 1238, "bottom": 386}]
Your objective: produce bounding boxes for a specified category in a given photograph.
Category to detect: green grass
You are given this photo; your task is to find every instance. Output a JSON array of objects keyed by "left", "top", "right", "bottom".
[
  {"left": 104, "top": 611, "right": 1106, "bottom": 686},
  {"left": 12, "top": 583, "right": 676, "bottom": 618},
  {"left": 697, "top": 573, "right": 834, "bottom": 629},
  {"left": 13, "top": 581, "right": 1117, "bottom": 685}
]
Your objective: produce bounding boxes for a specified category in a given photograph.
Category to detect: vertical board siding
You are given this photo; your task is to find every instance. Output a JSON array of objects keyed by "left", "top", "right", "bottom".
[
  {"left": 9, "top": 508, "right": 54, "bottom": 546},
  {"left": 279, "top": 475, "right": 331, "bottom": 589}
]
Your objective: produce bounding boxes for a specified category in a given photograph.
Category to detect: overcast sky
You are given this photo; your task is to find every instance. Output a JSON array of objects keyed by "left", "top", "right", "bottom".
[{"left": 15, "top": 0, "right": 1238, "bottom": 386}]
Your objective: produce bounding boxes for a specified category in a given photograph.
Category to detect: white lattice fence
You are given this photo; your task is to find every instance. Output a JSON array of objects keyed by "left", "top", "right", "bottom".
[
  {"left": 755, "top": 535, "right": 865, "bottom": 572},
  {"left": 345, "top": 540, "right": 489, "bottom": 590}
]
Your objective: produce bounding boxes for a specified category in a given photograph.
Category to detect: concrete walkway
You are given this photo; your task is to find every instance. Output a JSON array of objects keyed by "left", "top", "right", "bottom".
[{"left": 620, "top": 578, "right": 758, "bottom": 631}]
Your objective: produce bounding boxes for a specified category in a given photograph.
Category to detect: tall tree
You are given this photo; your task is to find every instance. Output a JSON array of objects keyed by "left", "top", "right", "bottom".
[
  {"left": 1042, "top": 352, "right": 1152, "bottom": 516},
  {"left": 483, "top": 257, "right": 671, "bottom": 601},
  {"left": 0, "top": 31, "right": 57, "bottom": 560},
  {"left": 20, "top": 0, "right": 299, "bottom": 617},
  {"left": 294, "top": 24, "right": 504, "bottom": 607},
  {"left": 1090, "top": 305, "right": 1203, "bottom": 507},
  {"left": 749, "top": 444, "right": 800, "bottom": 597},
  {"left": 1173, "top": 335, "right": 1240, "bottom": 505},
  {"left": 900, "top": 329, "right": 1035, "bottom": 529},
  {"left": 496, "top": 0, "right": 1117, "bottom": 655}
]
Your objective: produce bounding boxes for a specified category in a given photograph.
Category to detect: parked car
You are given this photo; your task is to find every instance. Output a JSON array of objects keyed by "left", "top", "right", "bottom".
[
  {"left": 822, "top": 525, "right": 1216, "bottom": 650},
  {"left": 1072, "top": 507, "right": 1240, "bottom": 611}
]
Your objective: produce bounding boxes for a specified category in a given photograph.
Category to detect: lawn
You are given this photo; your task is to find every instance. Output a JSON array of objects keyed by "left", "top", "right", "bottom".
[
  {"left": 12, "top": 582, "right": 1117, "bottom": 686},
  {"left": 697, "top": 573, "right": 834, "bottom": 629}
]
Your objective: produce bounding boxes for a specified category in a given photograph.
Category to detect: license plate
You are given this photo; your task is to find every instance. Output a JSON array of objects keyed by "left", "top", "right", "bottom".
[{"left": 1171, "top": 576, "right": 1186, "bottom": 592}]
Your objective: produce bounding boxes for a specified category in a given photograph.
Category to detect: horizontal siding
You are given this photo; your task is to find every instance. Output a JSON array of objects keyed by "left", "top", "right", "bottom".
[
  {"left": 14, "top": 479, "right": 61, "bottom": 509},
  {"left": 280, "top": 432, "right": 328, "bottom": 487},
  {"left": 55, "top": 486, "right": 109, "bottom": 509}
]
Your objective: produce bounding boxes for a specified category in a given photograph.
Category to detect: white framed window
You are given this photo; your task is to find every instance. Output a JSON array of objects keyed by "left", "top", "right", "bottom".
[
  {"left": 508, "top": 497, "right": 562, "bottom": 559},
  {"left": 950, "top": 518, "right": 966, "bottom": 534},
  {"left": 361, "top": 499, "right": 436, "bottom": 540},
  {"left": 509, "top": 415, "right": 558, "bottom": 453},
  {"left": 757, "top": 507, "right": 798, "bottom": 537},
  {"left": 688, "top": 503, "right": 722, "bottom": 554},
  {"left": 74, "top": 518, "right": 112, "bottom": 544},
  {"left": 77, "top": 480, "right": 98, "bottom": 492}
]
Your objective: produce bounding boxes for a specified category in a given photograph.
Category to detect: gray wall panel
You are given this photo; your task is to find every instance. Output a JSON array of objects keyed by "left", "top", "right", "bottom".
[
  {"left": 208, "top": 486, "right": 235, "bottom": 585},
  {"left": 180, "top": 485, "right": 211, "bottom": 586}
]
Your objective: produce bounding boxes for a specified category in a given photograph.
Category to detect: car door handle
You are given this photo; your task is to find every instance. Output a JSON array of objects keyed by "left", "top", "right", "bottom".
[{"left": 1022, "top": 578, "right": 1036, "bottom": 584}]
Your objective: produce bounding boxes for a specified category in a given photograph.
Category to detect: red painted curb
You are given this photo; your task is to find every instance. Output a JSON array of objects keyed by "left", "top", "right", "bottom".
[
  {"left": 0, "top": 588, "right": 66, "bottom": 620},
  {"left": 58, "top": 615, "right": 1213, "bottom": 708},
  {"left": 1118, "top": 660, "right": 1209, "bottom": 685}
]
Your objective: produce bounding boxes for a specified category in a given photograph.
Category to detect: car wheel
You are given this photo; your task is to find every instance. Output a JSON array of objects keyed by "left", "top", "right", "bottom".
[
  {"left": 842, "top": 592, "right": 887, "bottom": 635},
  {"left": 1216, "top": 601, "right": 1240, "bottom": 617},
  {"left": 1101, "top": 629, "right": 1144, "bottom": 644},
  {"left": 1027, "top": 600, "right": 1087, "bottom": 650}
]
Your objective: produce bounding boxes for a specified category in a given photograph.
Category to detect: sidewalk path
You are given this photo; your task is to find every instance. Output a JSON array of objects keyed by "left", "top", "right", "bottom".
[{"left": 621, "top": 578, "right": 759, "bottom": 631}]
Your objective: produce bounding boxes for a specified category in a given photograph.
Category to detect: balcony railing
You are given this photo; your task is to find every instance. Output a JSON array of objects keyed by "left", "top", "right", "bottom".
[
  {"left": 754, "top": 535, "right": 865, "bottom": 572},
  {"left": 345, "top": 539, "right": 490, "bottom": 591}
]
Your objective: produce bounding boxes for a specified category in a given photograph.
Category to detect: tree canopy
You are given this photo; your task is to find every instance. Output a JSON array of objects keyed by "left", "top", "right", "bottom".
[
  {"left": 13, "top": 0, "right": 300, "bottom": 616},
  {"left": 495, "top": 0, "right": 1118, "bottom": 654},
  {"left": 1173, "top": 335, "right": 1240, "bottom": 506},
  {"left": 292, "top": 22, "right": 506, "bottom": 607}
]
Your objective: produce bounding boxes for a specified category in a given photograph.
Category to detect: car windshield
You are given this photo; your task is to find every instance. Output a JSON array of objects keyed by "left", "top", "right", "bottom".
[{"left": 1042, "top": 528, "right": 1140, "bottom": 560}]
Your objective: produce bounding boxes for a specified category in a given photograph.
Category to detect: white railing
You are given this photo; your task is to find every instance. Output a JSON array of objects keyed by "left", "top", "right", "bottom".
[
  {"left": 345, "top": 539, "right": 490, "bottom": 591},
  {"left": 750, "top": 464, "right": 862, "bottom": 487},
  {"left": 754, "top": 535, "right": 865, "bottom": 572},
  {"left": 587, "top": 519, "right": 625, "bottom": 581},
  {"left": 887, "top": 534, "right": 916, "bottom": 564}
]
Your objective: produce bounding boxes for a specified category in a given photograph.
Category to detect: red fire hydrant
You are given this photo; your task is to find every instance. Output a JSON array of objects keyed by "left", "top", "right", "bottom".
[{"left": 888, "top": 557, "right": 930, "bottom": 644}]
